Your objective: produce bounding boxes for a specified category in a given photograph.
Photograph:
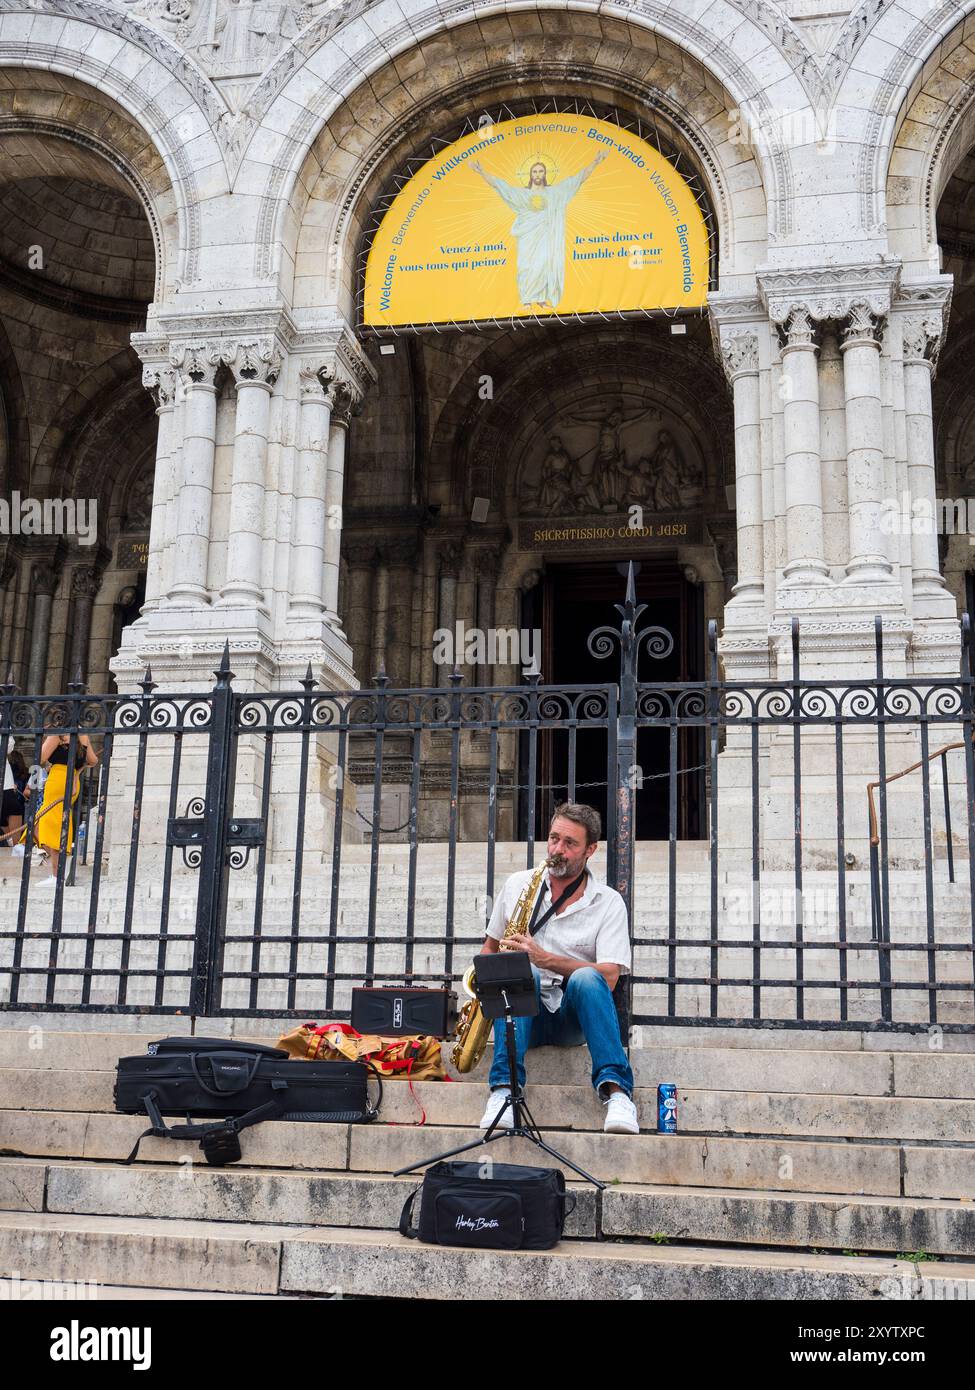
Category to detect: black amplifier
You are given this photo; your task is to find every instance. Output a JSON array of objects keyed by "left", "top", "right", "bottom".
[{"left": 351, "top": 986, "right": 458, "bottom": 1037}]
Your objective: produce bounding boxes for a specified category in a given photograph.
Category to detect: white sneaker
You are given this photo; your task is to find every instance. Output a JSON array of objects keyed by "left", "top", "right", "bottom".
[
  {"left": 31, "top": 849, "right": 47, "bottom": 868},
  {"left": 603, "top": 1091, "right": 640, "bottom": 1135},
  {"left": 478, "top": 1088, "right": 513, "bottom": 1130},
  {"left": 33, "top": 875, "right": 57, "bottom": 890},
  {"left": 10, "top": 843, "right": 25, "bottom": 859}
]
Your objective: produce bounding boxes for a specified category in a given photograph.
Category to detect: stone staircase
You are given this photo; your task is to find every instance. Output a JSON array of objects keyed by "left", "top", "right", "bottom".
[{"left": 1, "top": 1021, "right": 974, "bottom": 1299}]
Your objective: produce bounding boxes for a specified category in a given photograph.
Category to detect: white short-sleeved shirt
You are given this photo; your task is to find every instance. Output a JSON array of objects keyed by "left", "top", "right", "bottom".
[{"left": 486, "top": 867, "right": 631, "bottom": 1012}]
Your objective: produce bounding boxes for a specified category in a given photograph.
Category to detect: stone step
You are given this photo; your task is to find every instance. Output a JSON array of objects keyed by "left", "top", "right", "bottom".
[
  {"left": 2, "top": 1030, "right": 972, "bottom": 1097},
  {"left": 3, "top": 1013, "right": 974, "bottom": 1053},
  {"left": 0, "top": 1276, "right": 299, "bottom": 1300},
  {"left": 5, "top": 1106, "right": 971, "bottom": 1197},
  {"left": 1, "top": 1209, "right": 971, "bottom": 1300},
  {"left": 7, "top": 1157, "right": 975, "bottom": 1258},
  {"left": 4, "top": 1069, "right": 975, "bottom": 1142}
]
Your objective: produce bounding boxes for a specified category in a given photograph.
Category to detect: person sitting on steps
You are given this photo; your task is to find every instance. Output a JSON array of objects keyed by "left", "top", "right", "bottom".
[{"left": 477, "top": 802, "right": 639, "bottom": 1135}]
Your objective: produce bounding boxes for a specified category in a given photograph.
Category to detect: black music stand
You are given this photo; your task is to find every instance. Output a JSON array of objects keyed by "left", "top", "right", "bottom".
[{"left": 392, "top": 952, "right": 605, "bottom": 1189}]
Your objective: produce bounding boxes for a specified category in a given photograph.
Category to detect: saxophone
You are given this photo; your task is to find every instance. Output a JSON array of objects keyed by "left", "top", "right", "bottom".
[{"left": 451, "top": 861, "right": 548, "bottom": 1074}]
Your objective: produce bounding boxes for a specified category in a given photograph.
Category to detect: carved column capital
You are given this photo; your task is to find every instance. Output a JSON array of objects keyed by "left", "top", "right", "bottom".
[
  {"left": 439, "top": 542, "right": 464, "bottom": 580},
  {"left": 344, "top": 540, "right": 378, "bottom": 568},
  {"left": 141, "top": 365, "right": 178, "bottom": 409},
  {"left": 841, "top": 300, "right": 885, "bottom": 350},
  {"left": 298, "top": 360, "right": 329, "bottom": 402},
  {"left": 222, "top": 338, "right": 282, "bottom": 387},
  {"left": 720, "top": 329, "right": 759, "bottom": 381},
  {"left": 71, "top": 565, "right": 104, "bottom": 601},
  {"left": 777, "top": 304, "right": 820, "bottom": 352},
  {"left": 324, "top": 377, "right": 355, "bottom": 424},
  {"left": 169, "top": 341, "right": 221, "bottom": 388},
  {"left": 31, "top": 559, "right": 62, "bottom": 597},
  {"left": 380, "top": 537, "right": 419, "bottom": 567},
  {"left": 900, "top": 314, "right": 945, "bottom": 371}
]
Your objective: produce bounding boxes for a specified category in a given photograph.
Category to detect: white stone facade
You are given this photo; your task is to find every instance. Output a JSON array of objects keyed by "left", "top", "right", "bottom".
[{"left": 0, "top": 0, "right": 973, "bottom": 694}]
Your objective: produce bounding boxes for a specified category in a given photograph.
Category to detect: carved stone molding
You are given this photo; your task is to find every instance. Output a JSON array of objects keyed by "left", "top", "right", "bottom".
[{"left": 760, "top": 263, "right": 902, "bottom": 329}]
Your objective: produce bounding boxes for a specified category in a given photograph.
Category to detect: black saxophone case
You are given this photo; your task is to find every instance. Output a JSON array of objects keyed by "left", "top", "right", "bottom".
[{"left": 114, "top": 1036, "right": 381, "bottom": 1166}]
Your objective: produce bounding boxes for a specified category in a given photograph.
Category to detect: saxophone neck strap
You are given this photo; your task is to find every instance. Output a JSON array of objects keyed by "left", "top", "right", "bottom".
[{"left": 527, "top": 868, "right": 587, "bottom": 937}]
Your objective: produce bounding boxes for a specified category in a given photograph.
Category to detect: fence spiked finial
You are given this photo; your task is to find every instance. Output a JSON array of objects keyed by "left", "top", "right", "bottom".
[
  {"left": 373, "top": 662, "right": 390, "bottom": 689},
  {"left": 1, "top": 666, "right": 17, "bottom": 696},
  {"left": 214, "top": 641, "right": 234, "bottom": 687},
  {"left": 300, "top": 663, "right": 316, "bottom": 692},
  {"left": 624, "top": 560, "right": 636, "bottom": 607},
  {"left": 138, "top": 664, "right": 157, "bottom": 696}
]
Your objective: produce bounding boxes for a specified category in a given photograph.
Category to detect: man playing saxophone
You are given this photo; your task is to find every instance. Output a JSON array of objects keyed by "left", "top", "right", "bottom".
[{"left": 477, "top": 802, "right": 638, "bottom": 1135}]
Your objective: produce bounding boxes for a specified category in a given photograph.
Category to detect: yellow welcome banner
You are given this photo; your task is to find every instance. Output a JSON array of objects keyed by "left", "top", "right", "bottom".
[{"left": 363, "top": 115, "right": 709, "bottom": 328}]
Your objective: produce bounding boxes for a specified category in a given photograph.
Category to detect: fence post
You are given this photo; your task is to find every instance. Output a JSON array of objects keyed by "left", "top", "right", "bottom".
[
  {"left": 188, "top": 642, "right": 237, "bottom": 1016},
  {"left": 613, "top": 565, "right": 638, "bottom": 1040},
  {"left": 961, "top": 614, "right": 975, "bottom": 1020}
]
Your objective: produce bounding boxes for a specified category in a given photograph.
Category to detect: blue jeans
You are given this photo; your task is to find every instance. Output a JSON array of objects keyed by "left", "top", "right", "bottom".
[{"left": 487, "top": 965, "right": 634, "bottom": 1098}]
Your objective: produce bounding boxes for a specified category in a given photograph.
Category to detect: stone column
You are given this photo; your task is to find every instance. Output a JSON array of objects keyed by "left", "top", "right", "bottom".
[
  {"left": 778, "top": 306, "right": 828, "bottom": 586},
  {"left": 385, "top": 538, "right": 417, "bottom": 684},
  {"left": 371, "top": 553, "right": 390, "bottom": 680},
  {"left": 139, "top": 366, "right": 177, "bottom": 617},
  {"left": 324, "top": 383, "right": 353, "bottom": 634},
  {"left": 437, "top": 543, "right": 462, "bottom": 686},
  {"left": 474, "top": 546, "right": 501, "bottom": 683},
  {"left": 167, "top": 343, "right": 219, "bottom": 606},
  {"left": 343, "top": 542, "right": 377, "bottom": 682},
  {"left": 840, "top": 302, "right": 892, "bottom": 583},
  {"left": 720, "top": 330, "right": 763, "bottom": 606},
  {"left": 26, "top": 558, "right": 61, "bottom": 694},
  {"left": 0, "top": 556, "right": 16, "bottom": 673},
  {"left": 219, "top": 340, "right": 282, "bottom": 609},
  {"left": 901, "top": 314, "right": 946, "bottom": 597},
  {"left": 68, "top": 565, "right": 103, "bottom": 683},
  {"left": 288, "top": 362, "right": 334, "bottom": 622}
]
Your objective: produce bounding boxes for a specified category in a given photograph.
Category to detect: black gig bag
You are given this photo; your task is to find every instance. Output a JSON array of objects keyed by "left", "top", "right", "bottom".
[
  {"left": 115, "top": 1036, "right": 381, "bottom": 1166},
  {"left": 398, "top": 1160, "right": 574, "bottom": 1251}
]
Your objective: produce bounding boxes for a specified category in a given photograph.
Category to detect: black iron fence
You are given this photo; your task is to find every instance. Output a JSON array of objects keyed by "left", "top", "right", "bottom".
[{"left": 1, "top": 569, "right": 974, "bottom": 1031}]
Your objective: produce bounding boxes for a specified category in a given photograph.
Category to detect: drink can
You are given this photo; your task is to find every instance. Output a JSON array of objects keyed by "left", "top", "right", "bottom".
[{"left": 657, "top": 1083, "right": 678, "bottom": 1134}]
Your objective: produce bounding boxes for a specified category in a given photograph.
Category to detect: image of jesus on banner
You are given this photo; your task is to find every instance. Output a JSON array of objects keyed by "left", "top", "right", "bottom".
[{"left": 471, "top": 150, "right": 608, "bottom": 310}]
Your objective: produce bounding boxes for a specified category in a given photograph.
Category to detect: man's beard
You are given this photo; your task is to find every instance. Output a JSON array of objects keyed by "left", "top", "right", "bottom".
[{"left": 546, "top": 851, "right": 581, "bottom": 878}]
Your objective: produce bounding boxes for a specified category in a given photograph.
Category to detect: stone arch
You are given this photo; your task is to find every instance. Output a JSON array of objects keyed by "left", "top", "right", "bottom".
[
  {"left": 243, "top": 3, "right": 786, "bottom": 310},
  {"left": 0, "top": 14, "right": 230, "bottom": 295},
  {"left": 32, "top": 355, "right": 153, "bottom": 513},
  {"left": 0, "top": 314, "right": 27, "bottom": 494},
  {"left": 860, "top": 8, "right": 975, "bottom": 263}
]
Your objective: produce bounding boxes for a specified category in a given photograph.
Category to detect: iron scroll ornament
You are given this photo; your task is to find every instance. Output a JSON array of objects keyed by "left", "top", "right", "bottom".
[{"left": 586, "top": 562, "right": 675, "bottom": 674}]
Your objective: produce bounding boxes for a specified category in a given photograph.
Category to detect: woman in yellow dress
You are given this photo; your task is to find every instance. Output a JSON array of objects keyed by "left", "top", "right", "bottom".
[{"left": 28, "top": 732, "right": 99, "bottom": 885}]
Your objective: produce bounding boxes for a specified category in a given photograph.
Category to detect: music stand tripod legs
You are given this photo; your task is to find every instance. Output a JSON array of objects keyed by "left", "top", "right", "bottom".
[{"left": 393, "top": 988, "right": 606, "bottom": 1191}]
